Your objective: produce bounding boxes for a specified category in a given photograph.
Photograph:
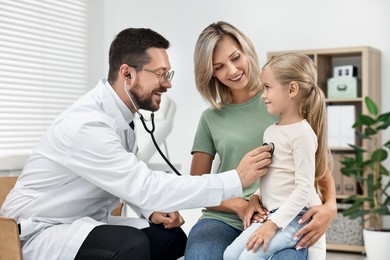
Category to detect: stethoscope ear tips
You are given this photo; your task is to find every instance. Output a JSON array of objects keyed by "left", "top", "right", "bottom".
[{"left": 263, "top": 142, "right": 275, "bottom": 156}]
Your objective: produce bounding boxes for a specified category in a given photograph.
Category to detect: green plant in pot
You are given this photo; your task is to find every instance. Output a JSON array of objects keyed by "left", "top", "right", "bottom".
[{"left": 340, "top": 96, "right": 390, "bottom": 259}]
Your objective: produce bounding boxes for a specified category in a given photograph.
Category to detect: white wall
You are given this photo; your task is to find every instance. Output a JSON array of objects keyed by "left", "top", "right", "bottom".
[{"left": 89, "top": 0, "right": 390, "bottom": 227}]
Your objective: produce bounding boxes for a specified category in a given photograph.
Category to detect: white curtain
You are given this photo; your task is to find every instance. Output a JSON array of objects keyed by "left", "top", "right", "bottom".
[{"left": 0, "top": 0, "right": 89, "bottom": 170}]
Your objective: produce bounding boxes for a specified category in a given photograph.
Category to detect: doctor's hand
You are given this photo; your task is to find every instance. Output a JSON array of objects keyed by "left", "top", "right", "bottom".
[
  {"left": 236, "top": 145, "right": 272, "bottom": 188},
  {"left": 150, "top": 211, "right": 185, "bottom": 229}
]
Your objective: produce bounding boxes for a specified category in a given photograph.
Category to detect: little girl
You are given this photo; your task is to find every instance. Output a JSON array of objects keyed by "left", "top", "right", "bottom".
[{"left": 224, "top": 53, "right": 330, "bottom": 260}]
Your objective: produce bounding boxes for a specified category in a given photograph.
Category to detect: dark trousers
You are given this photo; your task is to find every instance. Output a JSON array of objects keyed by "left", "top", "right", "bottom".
[{"left": 74, "top": 223, "right": 187, "bottom": 260}]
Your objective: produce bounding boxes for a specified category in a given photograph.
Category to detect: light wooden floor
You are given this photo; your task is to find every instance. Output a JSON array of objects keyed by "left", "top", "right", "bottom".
[
  {"left": 178, "top": 251, "right": 366, "bottom": 260},
  {"left": 326, "top": 251, "right": 366, "bottom": 260}
]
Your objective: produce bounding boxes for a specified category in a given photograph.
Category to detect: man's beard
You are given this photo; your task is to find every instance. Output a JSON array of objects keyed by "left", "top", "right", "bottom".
[{"left": 129, "top": 84, "right": 161, "bottom": 112}]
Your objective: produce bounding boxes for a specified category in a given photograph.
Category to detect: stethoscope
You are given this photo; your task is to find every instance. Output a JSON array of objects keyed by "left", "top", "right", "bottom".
[
  {"left": 263, "top": 142, "right": 275, "bottom": 156},
  {"left": 124, "top": 77, "right": 182, "bottom": 176}
]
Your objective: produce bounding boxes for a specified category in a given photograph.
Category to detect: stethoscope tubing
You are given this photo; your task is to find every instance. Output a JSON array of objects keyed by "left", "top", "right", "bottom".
[
  {"left": 139, "top": 113, "right": 182, "bottom": 176},
  {"left": 124, "top": 78, "right": 181, "bottom": 176}
]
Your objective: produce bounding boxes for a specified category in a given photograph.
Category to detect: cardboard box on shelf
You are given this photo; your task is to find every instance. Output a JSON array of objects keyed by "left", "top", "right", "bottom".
[
  {"left": 327, "top": 76, "right": 358, "bottom": 99},
  {"left": 332, "top": 153, "right": 343, "bottom": 196},
  {"left": 342, "top": 175, "right": 357, "bottom": 196}
]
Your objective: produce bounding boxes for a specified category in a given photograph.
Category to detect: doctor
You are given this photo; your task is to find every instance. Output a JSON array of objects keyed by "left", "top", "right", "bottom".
[{"left": 1, "top": 28, "right": 272, "bottom": 260}]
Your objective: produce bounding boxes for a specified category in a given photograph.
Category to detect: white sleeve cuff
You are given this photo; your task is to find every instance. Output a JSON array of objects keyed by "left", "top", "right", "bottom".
[
  {"left": 139, "top": 209, "right": 154, "bottom": 221},
  {"left": 217, "top": 170, "right": 243, "bottom": 200}
]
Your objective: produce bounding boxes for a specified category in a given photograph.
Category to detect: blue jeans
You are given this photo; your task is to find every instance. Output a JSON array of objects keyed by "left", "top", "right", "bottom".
[
  {"left": 224, "top": 210, "right": 308, "bottom": 260},
  {"left": 185, "top": 218, "right": 307, "bottom": 260},
  {"left": 185, "top": 219, "right": 241, "bottom": 260}
]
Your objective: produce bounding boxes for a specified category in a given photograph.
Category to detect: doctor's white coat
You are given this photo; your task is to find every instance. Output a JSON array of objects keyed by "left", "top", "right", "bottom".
[{"left": 1, "top": 79, "right": 242, "bottom": 260}]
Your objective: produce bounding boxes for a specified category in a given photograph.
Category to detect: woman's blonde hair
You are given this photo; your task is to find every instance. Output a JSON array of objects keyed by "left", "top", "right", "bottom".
[
  {"left": 194, "top": 21, "right": 262, "bottom": 109},
  {"left": 263, "top": 53, "right": 329, "bottom": 183}
]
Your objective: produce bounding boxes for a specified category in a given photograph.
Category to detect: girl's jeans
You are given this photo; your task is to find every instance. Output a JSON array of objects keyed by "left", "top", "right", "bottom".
[{"left": 224, "top": 209, "right": 309, "bottom": 260}]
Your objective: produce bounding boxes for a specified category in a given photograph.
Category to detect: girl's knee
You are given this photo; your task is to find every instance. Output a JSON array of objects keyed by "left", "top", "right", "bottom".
[{"left": 223, "top": 244, "right": 239, "bottom": 260}]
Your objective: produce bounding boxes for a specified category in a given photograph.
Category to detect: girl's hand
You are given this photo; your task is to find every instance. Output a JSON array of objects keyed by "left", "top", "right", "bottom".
[
  {"left": 246, "top": 220, "right": 278, "bottom": 253},
  {"left": 244, "top": 195, "right": 269, "bottom": 229}
]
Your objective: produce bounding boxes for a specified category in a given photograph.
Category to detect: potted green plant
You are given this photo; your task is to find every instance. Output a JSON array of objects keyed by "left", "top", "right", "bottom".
[{"left": 340, "top": 96, "right": 390, "bottom": 259}]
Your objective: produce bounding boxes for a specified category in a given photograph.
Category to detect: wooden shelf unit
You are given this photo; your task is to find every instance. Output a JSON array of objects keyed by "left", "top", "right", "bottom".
[{"left": 267, "top": 46, "right": 381, "bottom": 253}]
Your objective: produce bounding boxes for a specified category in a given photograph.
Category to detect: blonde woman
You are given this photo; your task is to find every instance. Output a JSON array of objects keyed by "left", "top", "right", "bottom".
[{"left": 185, "top": 22, "right": 336, "bottom": 260}]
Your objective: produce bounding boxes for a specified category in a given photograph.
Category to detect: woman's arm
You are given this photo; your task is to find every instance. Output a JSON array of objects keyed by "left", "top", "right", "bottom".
[
  {"left": 191, "top": 152, "right": 249, "bottom": 220},
  {"left": 294, "top": 168, "right": 337, "bottom": 249},
  {"left": 190, "top": 152, "right": 213, "bottom": 176}
]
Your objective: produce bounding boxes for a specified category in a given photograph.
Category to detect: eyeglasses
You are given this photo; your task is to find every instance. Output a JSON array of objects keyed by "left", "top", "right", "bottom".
[{"left": 128, "top": 64, "right": 174, "bottom": 85}]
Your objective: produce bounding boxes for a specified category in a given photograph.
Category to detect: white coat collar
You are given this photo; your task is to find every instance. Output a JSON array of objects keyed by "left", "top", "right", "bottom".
[{"left": 98, "top": 78, "right": 135, "bottom": 131}]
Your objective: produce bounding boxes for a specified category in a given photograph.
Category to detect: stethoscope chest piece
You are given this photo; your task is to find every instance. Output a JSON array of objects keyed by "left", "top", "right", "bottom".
[{"left": 263, "top": 142, "right": 275, "bottom": 156}]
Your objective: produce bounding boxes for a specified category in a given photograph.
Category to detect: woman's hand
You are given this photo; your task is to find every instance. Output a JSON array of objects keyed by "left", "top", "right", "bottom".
[
  {"left": 244, "top": 195, "right": 269, "bottom": 229},
  {"left": 231, "top": 198, "right": 250, "bottom": 221},
  {"left": 294, "top": 168, "right": 337, "bottom": 249},
  {"left": 294, "top": 203, "right": 337, "bottom": 249},
  {"left": 246, "top": 220, "right": 278, "bottom": 253}
]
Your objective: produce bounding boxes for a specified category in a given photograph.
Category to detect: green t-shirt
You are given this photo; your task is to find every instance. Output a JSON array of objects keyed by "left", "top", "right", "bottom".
[{"left": 192, "top": 92, "right": 277, "bottom": 230}]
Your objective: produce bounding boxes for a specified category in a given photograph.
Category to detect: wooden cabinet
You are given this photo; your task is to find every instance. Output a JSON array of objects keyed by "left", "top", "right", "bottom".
[{"left": 267, "top": 46, "right": 381, "bottom": 253}]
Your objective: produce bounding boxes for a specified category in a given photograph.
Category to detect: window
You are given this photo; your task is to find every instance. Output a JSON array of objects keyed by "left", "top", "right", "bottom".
[{"left": 0, "top": 0, "right": 89, "bottom": 170}]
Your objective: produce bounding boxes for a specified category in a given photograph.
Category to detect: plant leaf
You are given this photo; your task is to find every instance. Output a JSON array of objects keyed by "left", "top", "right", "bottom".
[
  {"left": 377, "top": 120, "right": 390, "bottom": 130},
  {"left": 343, "top": 209, "right": 370, "bottom": 219},
  {"left": 377, "top": 111, "right": 390, "bottom": 122},
  {"left": 373, "top": 207, "right": 390, "bottom": 215},
  {"left": 352, "top": 120, "right": 363, "bottom": 128},
  {"left": 357, "top": 114, "right": 376, "bottom": 126},
  {"left": 340, "top": 156, "right": 355, "bottom": 165},
  {"left": 372, "top": 149, "right": 388, "bottom": 162},
  {"left": 380, "top": 164, "right": 389, "bottom": 176},
  {"left": 365, "top": 96, "right": 378, "bottom": 115},
  {"left": 384, "top": 140, "right": 390, "bottom": 150},
  {"left": 348, "top": 144, "right": 366, "bottom": 153},
  {"left": 364, "top": 127, "right": 377, "bottom": 136}
]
